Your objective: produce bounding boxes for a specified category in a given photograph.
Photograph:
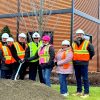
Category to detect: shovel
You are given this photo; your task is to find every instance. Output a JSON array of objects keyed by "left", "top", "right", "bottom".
[{"left": 14, "top": 61, "right": 24, "bottom": 80}]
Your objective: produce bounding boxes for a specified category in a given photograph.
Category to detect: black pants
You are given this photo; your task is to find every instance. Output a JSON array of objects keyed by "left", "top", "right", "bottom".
[
  {"left": 19, "top": 62, "right": 29, "bottom": 80},
  {"left": 29, "top": 61, "right": 44, "bottom": 83},
  {"left": 11, "top": 62, "right": 19, "bottom": 80},
  {"left": 74, "top": 64, "right": 89, "bottom": 94}
]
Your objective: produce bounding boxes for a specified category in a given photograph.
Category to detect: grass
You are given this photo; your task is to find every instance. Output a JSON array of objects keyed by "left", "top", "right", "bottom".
[{"left": 51, "top": 85, "right": 100, "bottom": 100}]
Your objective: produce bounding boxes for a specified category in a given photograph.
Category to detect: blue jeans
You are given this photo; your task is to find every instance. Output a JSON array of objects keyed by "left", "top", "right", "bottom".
[
  {"left": 42, "top": 68, "right": 52, "bottom": 87},
  {"left": 58, "top": 74, "right": 68, "bottom": 94},
  {"left": 74, "top": 64, "right": 89, "bottom": 94},
  {"left": 1, "top": 70, "right": 12, "bottom": 79}
]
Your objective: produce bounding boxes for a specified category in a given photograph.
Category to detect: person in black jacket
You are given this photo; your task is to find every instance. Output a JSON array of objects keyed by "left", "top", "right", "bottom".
[
  {"left": 25, "top": 32, "right": 44, "bottom": 83},
  {"left": 0, "top": 33, "right": 9, "bottom": 78},
  {"left": 1, "top": 37, "right": 17, "bottom": 79},
  {"left": 26, "top": 35, "right": 55, "bottom": 86},
  {"left": 6, "top": 35, "right": 28, "bottom": 80},
  {"left": 15, "top": 33, "right": 28, "bottom": 80},
  {"left": 72, "top": 29, "right": 95, "bottom": 98}
]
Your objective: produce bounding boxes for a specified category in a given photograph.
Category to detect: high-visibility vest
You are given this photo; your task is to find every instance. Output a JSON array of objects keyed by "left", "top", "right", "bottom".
[
  {"left": 28, "top": 41, "right": 42, "bottom": 62},
  {"left": 13, "top": 42, "right": 25, "bottom": 60},
  {"left": 61, "top": 49, "right": 73, "bottom": 69},
  {"left": 2, "top": 46, "right": 16, "bottom": 64},
  {"left": 38, "top": 44, "right": 50, "bottom": 64},
  {"left": 0, "top": 42, "right": 3, "bottom": 49},
  {"left": 72, "top": 40, "right": 90, "bottom": 61}
]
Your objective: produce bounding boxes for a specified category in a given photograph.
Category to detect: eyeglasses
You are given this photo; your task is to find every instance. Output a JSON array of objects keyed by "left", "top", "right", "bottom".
[{"left": 62, "top": 45, "right": 69, "bottom": 46}]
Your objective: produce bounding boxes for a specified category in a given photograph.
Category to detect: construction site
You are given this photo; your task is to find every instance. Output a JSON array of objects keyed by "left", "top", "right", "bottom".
[{"left": 0, "top": 0, "right": 100, "bottom": 100}]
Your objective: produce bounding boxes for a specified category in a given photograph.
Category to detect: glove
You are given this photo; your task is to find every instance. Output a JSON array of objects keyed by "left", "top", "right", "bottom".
[
  {"left": 18, "top": 60, "right": 23, "bottom": 63},
  {"left": 40, "top": 63, "right": 48, "bottom": 69},
  {"left": 55, "top": 62, "right": 58, "bottom": 66},
  {"left": 23, "top": 58, "right": 29, "bottom": 62}
]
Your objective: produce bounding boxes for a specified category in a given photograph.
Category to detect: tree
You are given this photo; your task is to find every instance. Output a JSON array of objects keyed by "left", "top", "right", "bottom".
[{"left": 0, "top": 25, "right": 13, "bottom": 40}]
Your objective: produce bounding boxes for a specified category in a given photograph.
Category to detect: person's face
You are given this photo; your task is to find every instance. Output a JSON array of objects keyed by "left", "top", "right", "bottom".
[
  {"left": 42, "top": 40, "right": 49, "bottom": 45},
  {"left": 76, "top": 33, "right": 84, "bottom": 40},
  {"left": 62, "top": 45, "right": 69, "bottom": 49},
  {"left": 7, "top": 41, "right": 13, "bottom": 46},
  {"left": 2, "top": 38, "right": 8, "bottom": 42},
  {"left": 33, "top": 38, "right": 40, "bottom": 43},
  {"left": 18, "top": 37, "right": 26, "bottom": 43}
]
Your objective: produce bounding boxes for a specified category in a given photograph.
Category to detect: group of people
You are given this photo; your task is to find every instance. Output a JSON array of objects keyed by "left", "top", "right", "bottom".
[
  {"left": 55, "top": 29, "right": 94, "bottom": 98},
  {"left": 0, "top": 32, "right": 55, "bottom": 87},
  {"left": 0, "top": 29, "right": 95, "bottom": 98}
]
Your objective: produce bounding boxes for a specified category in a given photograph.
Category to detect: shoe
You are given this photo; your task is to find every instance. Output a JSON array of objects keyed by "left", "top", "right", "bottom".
[
  {"left": 72, "top": 92, "right": 82, "bottom": 96},
  {"left": 80, "top": 94, "right": 89, "bottom": 98},
  {"left": 61, "top": 93, "right": 69, "bottom": 97}
]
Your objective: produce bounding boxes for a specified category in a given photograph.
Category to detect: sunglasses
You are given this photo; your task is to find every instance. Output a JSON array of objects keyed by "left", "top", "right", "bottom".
[{"left": 34, "top": 38, "right": 39, "bottom": 39}]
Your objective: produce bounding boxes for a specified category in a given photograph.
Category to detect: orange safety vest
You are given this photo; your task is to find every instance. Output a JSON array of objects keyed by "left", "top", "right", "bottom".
[
  {"left": 56, "top": 48, "right": 72, "bottom": 69},
  {"left": 0, "top": 42, "right": 2, "bottom": 49},
  {"left": 13, "top": 42, "right": 25, "bottom": 60},
  {"left": 2, "top": 46, "right": 16, "bottom": 64},
  {"left": 72, "top": 40, "right": 90, "bottom": 61},
  {"left": 38, "top": 45, "right": 50, "bottom": 64}
]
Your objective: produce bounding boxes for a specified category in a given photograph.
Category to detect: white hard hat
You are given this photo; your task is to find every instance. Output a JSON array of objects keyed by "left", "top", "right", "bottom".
[
  {"left": 2, "top": 33, "right": 9, "bottom": 39},
  {"left": 76, "top": 29, "right": 84, "bottom": 34},
  {"left": 84, "top": 35, "right": 90, "bottom": 40},
  {"left": 18, "top": 33, "right": 26, "bottom": 38},
  {"left": 32, "top": 32, "right": 40, "bottom": 38},
  {"left": 6, "top": 37, "right": 14, "bottom": 42},
  {"left": 62, "top": 40, "right": 70, "bottom": 46}
]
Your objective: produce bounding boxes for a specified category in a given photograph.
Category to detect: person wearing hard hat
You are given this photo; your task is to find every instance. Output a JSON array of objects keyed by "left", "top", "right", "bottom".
[
  {"left": 38, "top": 35, "right": 55, "bottom": 86},
  {"left": 5, "top": 37, "right": 23, "bottom": 79},
  {"left": 0, "top": 33, "right": 9, "bottom": 78},
  {"left": 55, "top": 40, "right": 73, "bottom": 97},
  {"left": 25, "top": 32, "right": 44, "bottom": 83},
  {"left": 13, "top": 33, "right": 28, "bottom": 80},
  {"left": 26, "top": 35, "right": 55, "bottom": 86},
  {"left": 0, "top": 33, "right": 9, "bottom": 48},
  {"left": 1, "top": 37, "right": 17, "bottom": 79},
  {"left": 72, "top": 29, "right": 95, "bottom": 98}
]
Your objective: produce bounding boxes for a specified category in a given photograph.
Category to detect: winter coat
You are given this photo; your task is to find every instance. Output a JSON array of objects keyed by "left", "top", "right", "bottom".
[{"left": 55, "top": 47, "right": 73, "bottom": 74}]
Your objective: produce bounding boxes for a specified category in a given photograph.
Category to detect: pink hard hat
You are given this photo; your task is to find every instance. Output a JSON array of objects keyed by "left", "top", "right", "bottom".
[{"left": 42, "top": 35, "right": 50, "bottom": 42}]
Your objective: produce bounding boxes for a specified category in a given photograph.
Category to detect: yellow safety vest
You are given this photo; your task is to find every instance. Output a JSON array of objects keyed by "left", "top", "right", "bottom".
[
  {"left": 28, "top": 41, "right": 42, "bottom": 62},
  {"left": 2, "top": 46, "right": 16, "bottom": 64},
  {"left": 13, "top": 42, "right": 25, "bottom": 60},
  {"left": 38, "top": 45, "right": 50, "bottom": 64}
]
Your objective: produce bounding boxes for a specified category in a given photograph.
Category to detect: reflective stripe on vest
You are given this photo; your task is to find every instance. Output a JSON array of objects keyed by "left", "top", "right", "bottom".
[
  {"left": 72, "top": 40, "right": 90, "bottom": 61},
  {"left": 0, "top": 42, "right": 2, "bottom": 49},
  {"left": 61, "top": 49, "right": 72, "bottom": 69},
  {"left": 2, "top": 46, "right": 16, "bottom": 64},
  {"left": 28, "top": 41, "right": 42, "bottom": 62},
  {"left": 38, "top": 45, "right": 50, "bottom": 64},
  {"left": 13, "top": 42, "right": 25, "bottom": 59}
]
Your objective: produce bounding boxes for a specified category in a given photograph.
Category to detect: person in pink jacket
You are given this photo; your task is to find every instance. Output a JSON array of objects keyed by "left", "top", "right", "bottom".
[{"left": 55, "top": 40, "right": 73, "bottom": 97}]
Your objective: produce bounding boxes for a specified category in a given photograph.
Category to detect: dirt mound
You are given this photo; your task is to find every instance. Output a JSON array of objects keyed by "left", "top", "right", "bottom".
[{"left": 0, "top": 79, "right": 65, "bottom": 100}]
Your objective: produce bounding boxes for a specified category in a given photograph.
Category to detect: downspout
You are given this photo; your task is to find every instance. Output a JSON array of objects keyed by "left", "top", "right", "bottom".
[
  {"left": 70, "top": 0, "right": 74, "bottom": 46},
  {"left": 16, "top": 0, "right": 20, "bottom": 41},
  {"left": 97, "top": 0, "right": 100, "bottom": 72}
]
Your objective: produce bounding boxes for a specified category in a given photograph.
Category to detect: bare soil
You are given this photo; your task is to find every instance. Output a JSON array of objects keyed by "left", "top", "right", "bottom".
[{"left": 0, "top": 79, "right": 65, "bottom": 100}]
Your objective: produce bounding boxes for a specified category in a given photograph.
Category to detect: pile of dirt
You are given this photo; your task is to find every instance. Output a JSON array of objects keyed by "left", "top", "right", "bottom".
[{"left": 0, "top": 79, "right": 65, "bottom": 100}]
